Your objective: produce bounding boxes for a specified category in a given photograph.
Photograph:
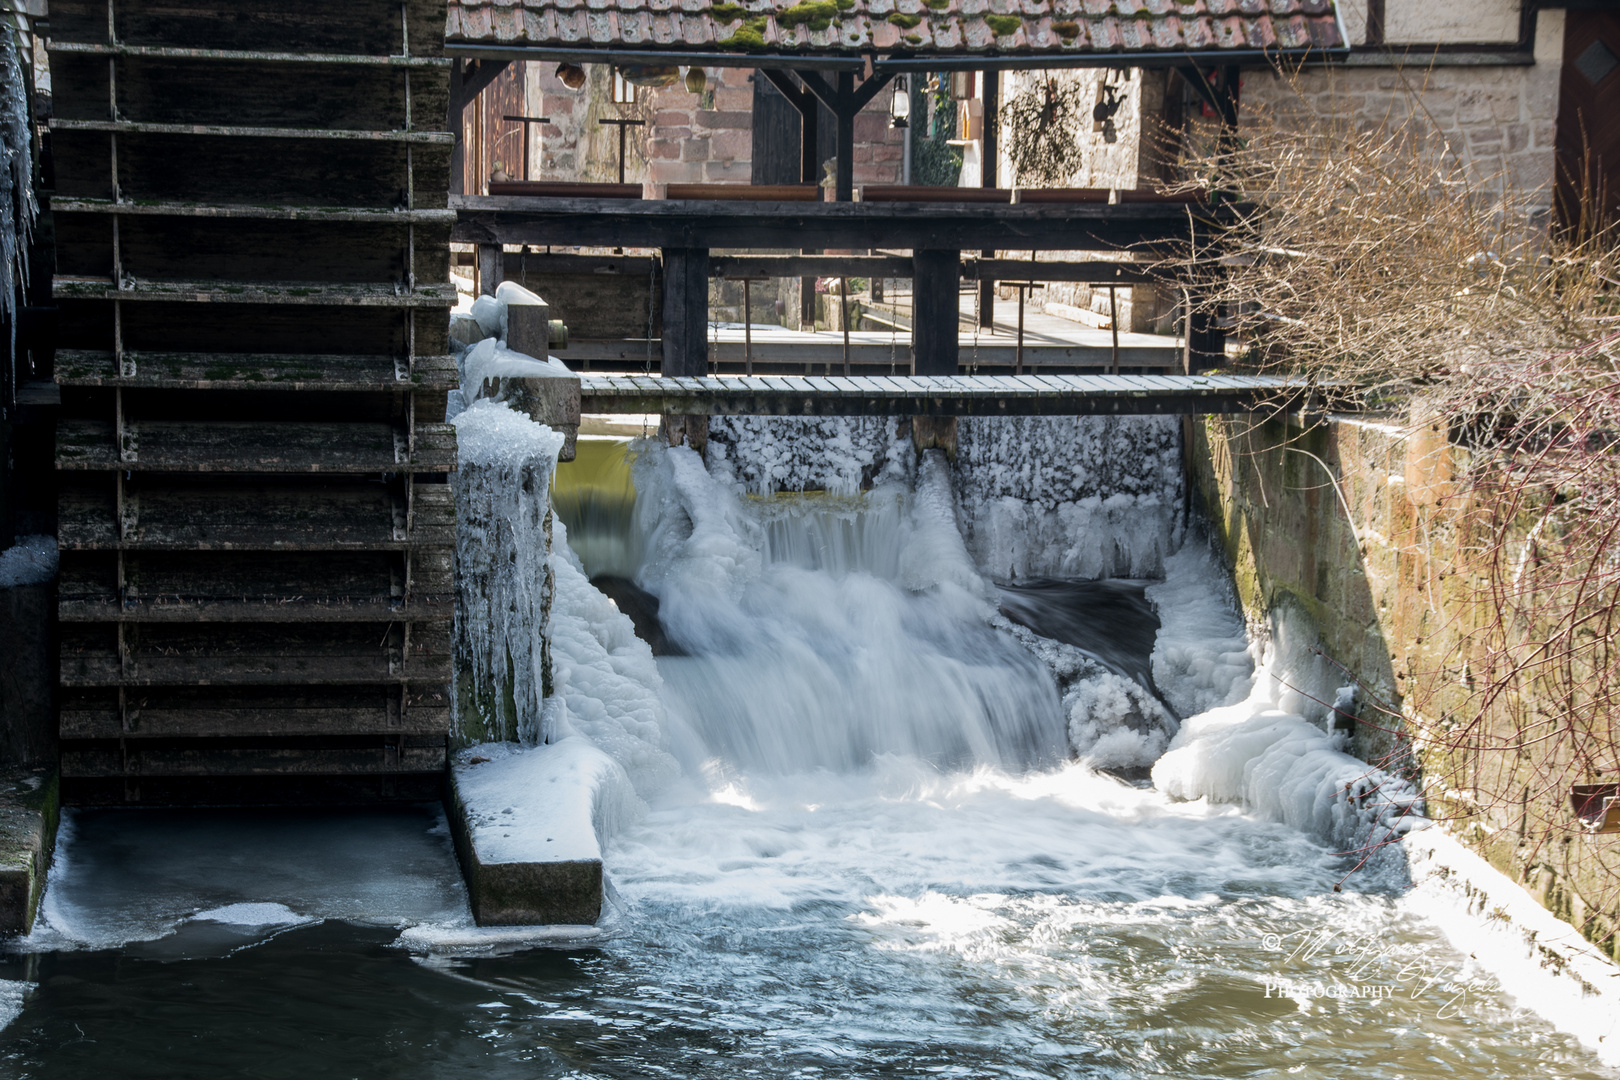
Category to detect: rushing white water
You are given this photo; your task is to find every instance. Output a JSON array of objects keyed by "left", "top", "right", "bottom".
[{"left": 540, "top": 425, "right": 1617, "bottom": 1078}]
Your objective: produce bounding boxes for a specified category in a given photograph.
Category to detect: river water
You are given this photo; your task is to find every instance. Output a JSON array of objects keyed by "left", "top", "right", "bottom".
[{"left": 0, "top": 433, "right": 1614, "bottom": 1078}]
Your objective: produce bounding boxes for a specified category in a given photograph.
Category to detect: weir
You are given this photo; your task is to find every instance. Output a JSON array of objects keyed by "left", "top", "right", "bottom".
[{"left": 0, "top": 0, "right": 1615, "bottom": 1073}]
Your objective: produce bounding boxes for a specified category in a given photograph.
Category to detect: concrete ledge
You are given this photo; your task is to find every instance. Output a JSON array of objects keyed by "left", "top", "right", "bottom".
[
  {"left": 445, "top": 739, "right": 612, "bottom": 926},
  {"left": 0, "top": 769, "right": 58, "bottom": 934},
  {"left": 1404, "top": 825, "right": 1620, "bottom": 1065}
]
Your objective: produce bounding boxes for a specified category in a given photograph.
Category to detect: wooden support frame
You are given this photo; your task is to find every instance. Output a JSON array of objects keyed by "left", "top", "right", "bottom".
[
  {"left": 661, "top": 247, "right": 710, "bottom": 377},
  {"left": 760, "top": 67, "right": 895, "bottom": 203},
  {"left": 912, "top": 249, "right": 960, "bottom": 377}
]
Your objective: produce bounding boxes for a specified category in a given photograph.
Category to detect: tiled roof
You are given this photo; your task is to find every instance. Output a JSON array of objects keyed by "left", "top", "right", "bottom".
[{"left": 445, "top": 0, "right": 1345, "bottom": 58}]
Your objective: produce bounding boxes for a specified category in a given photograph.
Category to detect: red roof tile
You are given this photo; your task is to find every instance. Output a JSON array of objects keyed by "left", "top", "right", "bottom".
[{"left": 444, "top": 0, "right": 1342, "bottom": 56}]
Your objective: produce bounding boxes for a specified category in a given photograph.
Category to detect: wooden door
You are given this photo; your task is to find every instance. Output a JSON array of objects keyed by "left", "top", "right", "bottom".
[{"left": 1556, "top": 11, "right": 1620, "bottom": 231}]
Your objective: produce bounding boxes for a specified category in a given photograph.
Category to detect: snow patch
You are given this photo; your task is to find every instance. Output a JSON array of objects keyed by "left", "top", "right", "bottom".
[{"left": 0, "top": 535, "right": 55, "bottom": 588}]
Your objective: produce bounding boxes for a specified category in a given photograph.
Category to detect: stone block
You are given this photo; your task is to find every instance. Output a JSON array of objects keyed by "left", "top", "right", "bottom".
[
  {"left": 447, "top": 754, "right": 603, "bottom": 927},
  {"left": 649, "top": 160, "right": 701, "bottom": 183},
  {"left": 704, "top": 159, "right": 752, "bottom": 182},
  {"left": 696, "top": 109, "right": 752, "bottom": 130},
  {"left": 709, "top": 128, "right": 751, "bottom": 160},
  {"left": 680, "top": 134, "right": 711, "bottom": 161},
  {"left": 0, "top": 769, "right": 57, "bottom": 934}
]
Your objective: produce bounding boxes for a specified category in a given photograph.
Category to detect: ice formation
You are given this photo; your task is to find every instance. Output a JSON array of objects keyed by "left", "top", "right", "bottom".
[
  {"left": 1146, "top": 542, "right": 1254, "bottom": 717},
  {"left": 0, "top": 22, "right": 34, "bottom": 349},
  {"left": 446, "top": 281, "right": 571, "bottom": 422},
  {"left": 954, "top": 415, "right": 1184, "bottom": 580},
  {"left": 1152, "top": 613, "right": 1424, "bottom": 862},
  {"left": 452, "top": 400, "right": 676, "bottom": 872},
  {"left": 450, "top": 400, "right": 565, "bottom": 744}
]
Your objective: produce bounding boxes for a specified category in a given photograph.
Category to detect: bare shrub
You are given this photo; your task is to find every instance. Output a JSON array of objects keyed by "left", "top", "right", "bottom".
[{"left": 1179, "top": 72, "right": 1620, "bottom": 951}]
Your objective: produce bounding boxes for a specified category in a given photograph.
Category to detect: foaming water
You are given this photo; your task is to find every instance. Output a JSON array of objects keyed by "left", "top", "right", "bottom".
[
  {"left": 0, "top": 429, "right": 1611, "bottom": 1077},
  {"left": 641, "top": 471, "right": 1071, "bottom": 775}
]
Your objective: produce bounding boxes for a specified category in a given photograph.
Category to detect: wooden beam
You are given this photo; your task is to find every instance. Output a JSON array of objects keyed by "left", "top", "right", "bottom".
[
  {"left": 711, "top": 254, "right": 914, "bottom": 279},
  {"left": 661, "top": 247, "right": 710, "bottom": 378},
  {"left": 979, "top": 69, "right": 999, "bottom": 332},
  {"left": 966, "top": 259, "right": 1155, "bottom": 284},
  {"left": 912, "top": 250, "right": 960, "bottom": 377},
  {"left": 452, "top": 196, "right": 1214, "bottom": 253}
]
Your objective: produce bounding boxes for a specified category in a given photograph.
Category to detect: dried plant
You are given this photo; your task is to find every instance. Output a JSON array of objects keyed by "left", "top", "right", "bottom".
[{"left": 1177, "top": 73, "right": 1620, "bottom": 953}]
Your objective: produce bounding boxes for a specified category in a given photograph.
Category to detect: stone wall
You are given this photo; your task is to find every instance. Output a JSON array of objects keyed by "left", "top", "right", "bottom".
[
  {"left": 1240, "top": 9, "right": 1565, "bottom": 219},
  {"left": 525, "top": 63, "right": 904, "bottom": 188},
  {"left": 1194, "top": 409, "right": 1620, "bottom": 963},
  {"left": 999, "top": 68, "right": 1172, "bottom": 334}
]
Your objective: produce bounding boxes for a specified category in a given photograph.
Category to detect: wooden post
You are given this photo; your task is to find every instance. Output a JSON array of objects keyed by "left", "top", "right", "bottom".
[
  {"left": 912, "top": 249, "right": 960, "bottom": 377},
  {"left": 661, "top": 247, "right": 710, "bottom": 377},
  {"left": 477, "top": 243, "right": 502, "bottom": 296},
  {"left": 743, "top": 277, "right": 752, "bottom": 375},
  {"left": 840, "top": 276, "right": 850, "bottom": 375},
  {"left": 978, "top": 69, "right": 998, "bottom": 331},
  {"left": 835, "top": 72, "right": 855, "bottom": 203},
  {"left": 1108, "top": 285, "right": 1120, "bottom": 375},
  {"left": 800, "top": 75, "right": 820, "bottom": 328}
]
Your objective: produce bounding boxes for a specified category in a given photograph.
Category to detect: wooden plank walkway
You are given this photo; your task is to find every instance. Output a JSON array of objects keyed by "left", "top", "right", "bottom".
[{"left": 578, "top": 373, "right": 1313, "bottom": 417}]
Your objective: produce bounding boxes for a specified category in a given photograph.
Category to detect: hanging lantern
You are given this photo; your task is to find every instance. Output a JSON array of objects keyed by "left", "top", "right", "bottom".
[
  {"left": 611, "top": 69, "right": 635, "bottom": 104},
  {"left": 889, "top": 74, "right": 910, "bottom": 129},
  {"left": 685, "top": 66, "right": 707, "bottom": 94},
  {"left": 554, "top": 62, "right": 586, "bottom": 90}
]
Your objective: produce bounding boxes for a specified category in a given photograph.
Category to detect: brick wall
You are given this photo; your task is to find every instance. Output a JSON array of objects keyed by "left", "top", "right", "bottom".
[{"left": 518, "top": 63, "right": 903, "bottom": 188}]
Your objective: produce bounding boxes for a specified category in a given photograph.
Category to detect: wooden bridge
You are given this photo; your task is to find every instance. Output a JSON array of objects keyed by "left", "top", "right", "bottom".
[{"left": 575, "top": 373, "right": 1313, "bottom": 418}]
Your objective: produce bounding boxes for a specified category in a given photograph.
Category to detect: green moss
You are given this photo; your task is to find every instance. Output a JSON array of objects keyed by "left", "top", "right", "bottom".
[
  {"left": 778, "top": 0, "right": 838, "bottom": 31},
  {"left": 718, "top": 16, "right": 768, "bottom": 48},
  {"left": 709, "top": 1, "right": 747, "bottom": 20},
  {"left": 922, "top": 0, "right": 949, "bottom": 10},
  {"left": 834, "top": 0, "right": 855, "bottom": 8},
  {"left": 904, "top": 32, "right": 922, "bottom": 42},
  {"left": 984, "top": 13, "right": 1021, "bottom": 35},
  {"left": 886, "top": 12, "right": 921, "bottom": 28},
  {"left": 1053, "top": 19, "right": 1079, "bottom": 38}
]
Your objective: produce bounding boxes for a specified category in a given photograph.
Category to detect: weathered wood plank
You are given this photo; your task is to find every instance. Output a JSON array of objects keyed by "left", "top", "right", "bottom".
[
  {"left": 49, "top": 0, "right": 445, "bottom": 57},
  {"left": 59, "top": 598, "right": 453, "bottom": 623},
  {"left": 50, "top": 117, "right": 453, "bottom": 145},
  {"left": 51, "top": 53, "right": 448, "bottom": 133},
  {"left": 53, "top": 199, "right": 456, "bottom": 225},
  {"left": 61, "top": 704, "right": 450, "bottom": 739},
  {"left": 51, "top": 130, "right": 449, "bottom": 209},
  {"left": 60, "top": 745, "right": 448, "bottom": 778},
  {"left": 53, "top": 278, "right": 456, "bottom": 307},
  {"left": 57, "top": 478, "right": 455, "bottom": 551},
  {"left": 57, "top": 420, "right": 457, "bottom": 473},
  {"left": 49, "top": 42, "right": 453, "bottom": 67},
  {"left": 55, "top": 350, "right": 458, "bottom": 391},
  {"left": 453, "top": 194, "right": 1219, "bottom": 252}
]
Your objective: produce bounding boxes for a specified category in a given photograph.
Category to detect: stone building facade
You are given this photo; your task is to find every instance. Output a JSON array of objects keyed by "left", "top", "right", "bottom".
[{"left": 464, "top": 60, "right": 904, "bottom": 193}]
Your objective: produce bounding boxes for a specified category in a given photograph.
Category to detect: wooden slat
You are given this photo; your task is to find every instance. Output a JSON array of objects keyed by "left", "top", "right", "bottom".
[
  {"left": 59, "top": 597, "right": 453, "bottom": 623},
  {"left": 54, "top": 198, "right": 456, "bottom": 224},
  {"left": 53, "top": 277, "right": 456, "bottom": 307},
  {"left": 61, "top": 745, "right": 447, "bottom": 778},
  {"left": 50, "top": 117, "right": 454, "bottom": 144},
  {"left": 58, "top": 480, "right": 454, "bottom": 551},
  {"left": 49, "top": 41, "right": 453, "bottom": 67},
  {"left": 57, "top": 420, "right": 457, "bottom": 473},
  {"left": 55, "top": 349, "right": 458, "bottom": 390},
  {"left": 61, "top": 704, "right": 450, "bottom": 739}
]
